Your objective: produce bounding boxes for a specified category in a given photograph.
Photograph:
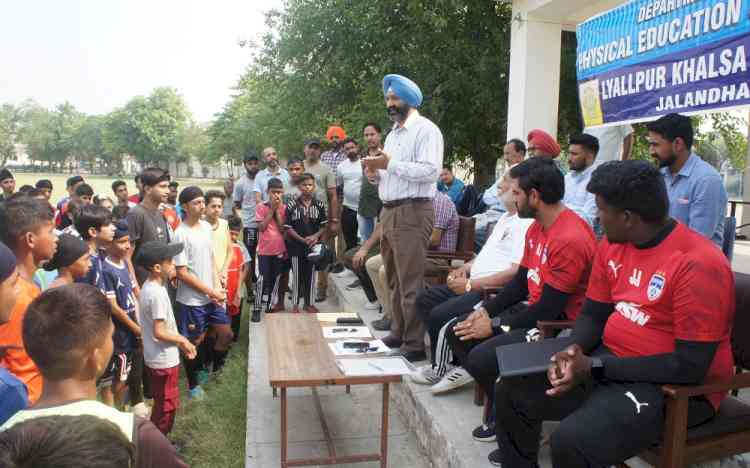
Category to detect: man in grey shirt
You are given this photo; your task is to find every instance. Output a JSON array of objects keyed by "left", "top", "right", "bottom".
[{"left": 233, "top": 152, "right": 261, "bottom": 295}]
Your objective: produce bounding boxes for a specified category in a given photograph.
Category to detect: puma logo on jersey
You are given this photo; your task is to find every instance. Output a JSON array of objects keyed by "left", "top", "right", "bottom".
[
  {"left": 527, "top": 268, "right": 541, "bottom": 286},
  {"left": 625, "top": 391, "right": 650, "bottom": 414},
  {"left": 628, "top": 269, "right": 643, "bottom": 287},
  {"left": 608, "top": 260, "right": 623, "bottom": 278},
  {"left": 615, "top": 302, "right": 650, "bottom": 326}
]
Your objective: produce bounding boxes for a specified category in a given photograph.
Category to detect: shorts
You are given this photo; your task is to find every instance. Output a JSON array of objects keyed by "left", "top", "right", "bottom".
[
  {"left": 99, "top": 352, "right": 133, "bottom": 387},
  {"left": 177, "top": 302, "right": 230, "bottom": 340}
]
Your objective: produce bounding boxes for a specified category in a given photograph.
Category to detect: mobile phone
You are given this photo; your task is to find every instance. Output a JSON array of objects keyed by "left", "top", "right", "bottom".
[{"left": 342, "top": 342, "right": 370, "bottom": 350}]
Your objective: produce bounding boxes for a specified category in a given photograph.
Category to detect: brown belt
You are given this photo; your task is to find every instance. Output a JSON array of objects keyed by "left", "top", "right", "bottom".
[{"left": 382, "top": 197, "right": 431, "bottom": 208}]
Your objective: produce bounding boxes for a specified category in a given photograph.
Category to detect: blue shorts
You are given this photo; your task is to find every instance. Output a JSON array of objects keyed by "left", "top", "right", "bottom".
[{"left": 177, "top": 302, "right": 230, "bottom": 340}]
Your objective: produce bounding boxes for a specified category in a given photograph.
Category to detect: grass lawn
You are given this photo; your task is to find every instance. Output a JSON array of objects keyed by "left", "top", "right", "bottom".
[
  {"left": 12, "top": 172, "right": 223, "bottom": 203},
  {"left": 171, "top": 302, "right": 249, "bottom": 468}
]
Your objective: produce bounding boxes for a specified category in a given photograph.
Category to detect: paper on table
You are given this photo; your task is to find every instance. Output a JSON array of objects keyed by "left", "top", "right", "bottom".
[
  {"left": 322, "top": 326, "right": 372, "bottom": 339},
  {"left": 336, "top": 357, "right": 413, "bottom": 376},
  {"left": 315, "top": 312, "right": 359, "bottom": 322},
  {"left": 328, "top": 339, "right": 390, "bottom": 356}
]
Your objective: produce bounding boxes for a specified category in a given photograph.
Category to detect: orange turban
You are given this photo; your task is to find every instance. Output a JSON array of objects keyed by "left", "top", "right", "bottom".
[
  {"left": 527, "top": 129, "right": 561, "bottom": 158},
  {"left": 326, "top": 126, "right": 347, "bottom": 141}
]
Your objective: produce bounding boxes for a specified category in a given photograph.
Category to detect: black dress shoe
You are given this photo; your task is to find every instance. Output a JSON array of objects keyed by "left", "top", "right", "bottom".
[
  {"left": 402, "top": 350, "right": 427, "bottom": 363},
  {"left": 381, "top": 334, "right": 402, "bottom": 348},
  {"left": 371, "top": 318, "right": 391, "bottom": 331}
]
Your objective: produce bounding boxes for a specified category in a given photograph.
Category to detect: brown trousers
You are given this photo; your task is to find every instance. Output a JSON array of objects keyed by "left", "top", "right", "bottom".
[{"left": 380, "top": 200, "right": 433, "bottom": 352}]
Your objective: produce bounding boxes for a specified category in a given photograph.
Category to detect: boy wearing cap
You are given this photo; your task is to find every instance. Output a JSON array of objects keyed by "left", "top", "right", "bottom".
[
  {"left": 0, "top": 196, "right": 58, "bottom": 405},
  {"left": 0, "top": 241, "right": 27, "bottom": 425},
  {"left": 136, "top": 241, "right": 196, "bottom": 435},
  {"left": 45, "top": 234, "right": 90, "bottom": 289},
  {"left": 74, "top": 204, "right": 115, "bottom": 293},
  {"left": 0, "top": 284, "right": 189, "bottom": 468},
  {"left": 100, "top": 221, "right": 141, "bottom": 408},
  {"left": 174, "top": 186, "right": 231, "bottom": 399},
  {"left": 0, "top": 168, "right": 15, "bottom": 202}
]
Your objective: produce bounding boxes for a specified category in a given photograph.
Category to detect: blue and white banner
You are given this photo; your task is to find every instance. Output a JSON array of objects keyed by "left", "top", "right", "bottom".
[{"left": 576, "top": 0, "right": 750, "bottom": 127}]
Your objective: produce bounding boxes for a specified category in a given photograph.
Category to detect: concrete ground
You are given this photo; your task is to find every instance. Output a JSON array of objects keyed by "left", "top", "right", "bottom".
[{"left": 244, "top": 277, "right": 430, "bottom": 468}]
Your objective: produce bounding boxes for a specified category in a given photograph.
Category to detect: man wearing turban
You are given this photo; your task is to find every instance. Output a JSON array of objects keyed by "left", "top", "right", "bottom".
[
  {"left": 362, "top": 74, "right": 443, "bottom": 362},
  {"left": 527, "top": 129, "right": 561, "bottom": 159}
]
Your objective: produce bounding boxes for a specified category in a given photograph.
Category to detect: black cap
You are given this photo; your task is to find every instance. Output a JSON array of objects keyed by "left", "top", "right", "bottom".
[
  {"left": 134, "top": 241, "right": 184, "bottom": 269},
  {"left": 66, "top": 175, "right": 84, "bottom": 188},
  {"left": 178, "top": 186, "right": 204, "bottom": 205},
  {"left": 243, "top": 151, "right": 259, "bottom": 162},
  {"left": 0, "top": 168, "right": 13, "bottom": 182},
  {"left": 304, "top": 138, "right": 321, "bottom": 148},
  {"left": 113, "top": 220, "right": 129, "bottom": 239},
  {"left": 44, "top": 234, "right": 89, "bottom": 271}
]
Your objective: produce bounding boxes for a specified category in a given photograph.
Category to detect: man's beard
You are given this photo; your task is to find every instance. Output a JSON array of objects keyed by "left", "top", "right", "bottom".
[
  {"left": 516, "top": 201, "right": 537, "bottom": 219},
  {"left": 569, "top": 159, "right": 585, "bottom": 172},
  {"left": 246, "top": 167, "right": 259, "bottom": 177},
  {"left": 387, "top": 103, "right": 411, "bottom": 123},
  {"left": 656, "top": 153, "right": 677, "bottom": 168},
  {"left": 347, "top": 152, "right": 358, "bottom": 160}
]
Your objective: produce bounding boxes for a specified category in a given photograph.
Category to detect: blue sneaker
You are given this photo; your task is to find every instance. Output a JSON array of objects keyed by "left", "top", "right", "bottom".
[{"left": 188, "top": 386, "right": 206, "bottom": 401}]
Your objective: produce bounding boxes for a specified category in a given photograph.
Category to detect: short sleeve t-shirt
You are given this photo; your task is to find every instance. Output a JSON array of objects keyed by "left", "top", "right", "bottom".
[
  {"left": 127, "top": 205, "right": 170, "bottom": 286},
  {"left": 232, "top": 174, "right": 257, "bottom": 228},
  {"left": 284, "top": 196, "right": 328, "bottom": 257},
  {"left": 304, "top": 161, "right": 336, "bottom": 210},
  {"left": 173, "top": 220, "right": 215, "bottom": 306},
  {"left": 77, "top": 249, "right": 106, "bottom": 294},
  {"left": 255, "top": 203, "right": 287, "bottom": 256},
  {"left": 103, "top": 258, "right": 137, "bottom": 354},
  {"left": 471, "top": 212, "right": 532, "bottom": 279},
  {"left": 139, "top": 280, "right": 181, "bottom": 369},
  {"left": 210, "top": 218, "right": 231, "bottom": 273},
  {"left": 520, "top": 209, "right": 596, "bottom": 321},
  {"left": 0, "top": 279, "right": 42, "bottom": 403},
  {"left": 254, "top": 168, "right": 291, "bottom": 202},
  {"left": 337, "top": 158, "right": 363, "bottom": 211},
  {"left": 587, "top": 222, "right": 734, "bottom": 410}
]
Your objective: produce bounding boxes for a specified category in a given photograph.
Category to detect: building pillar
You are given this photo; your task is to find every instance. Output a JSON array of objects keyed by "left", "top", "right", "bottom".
[{"left": 506, "top": 2, "right": 563, "bottom": 141}]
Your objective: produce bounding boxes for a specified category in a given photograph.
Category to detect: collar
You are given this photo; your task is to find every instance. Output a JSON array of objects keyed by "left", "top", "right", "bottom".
[
  {"left": 393, "top": 109, "right": 421, "bottom": 130},
  {"left": 634, "top": 218, "right": 677, "bottom": 249},
  {"left": 570, "top": 164, "right": 595, "bottom": 179},
  {"left": 663, "top": 153, "right": 698, "bottom": 179}
]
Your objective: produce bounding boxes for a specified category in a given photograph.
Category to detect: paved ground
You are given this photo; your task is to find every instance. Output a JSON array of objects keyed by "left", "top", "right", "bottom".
[{"left": 244, "top": 279, "right": 430, "bottom": 468}]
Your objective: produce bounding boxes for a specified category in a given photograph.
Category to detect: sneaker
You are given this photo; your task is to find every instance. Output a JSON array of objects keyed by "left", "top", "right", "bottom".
[
  {"left": 488, "top": 449, "right": 502, "bottom": 466},
  {"left": 315, "top": 290, "right": 327, "bottom": 302},
  {"left": 251, "top": 310, "right": 261, "bottom": 322},
  {"left": 346, "top": 280, "right": 361, "bottom": 289},
  {"left": 132, "top": 402, "right": 151, "bottom": 418},
  {"left": 188, "top": 386, "right": 206, "bottom": 401},
  {"left": 197, "top": 369, "right": 210, "bottom": 386},
  {"left": 304, "top": 305, "right": 320, "bottom": 313},
  {"left": 472, "top": 422, "right": 496, "bottom": 442},
  {"left": 364, "top": 301, "right": 380, "bottom": 311},
  {"left": 335, "top": 269, "right": 353, "bottom": 279},
  {"left": 409, "top": 365, "right": 441, "bottom": 385},
  {"left": 430, "top": 367, "right": 473, "bottom": 394},
  {"left": 291, "top": 306, "right": 300, "bottom": 314}
]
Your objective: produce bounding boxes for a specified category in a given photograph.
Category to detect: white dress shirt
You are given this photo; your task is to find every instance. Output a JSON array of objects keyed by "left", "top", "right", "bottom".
[
  {"left": 376, "top": 110, "right": 444, "bottom": 203},
  {"left": 337, "top": 157, "right": 364, "bottom": 211},
  {"left": 563, "top": 164, "right": 597, "bottom": 226},
  {"left": 471, "top": 212, "right": 532, "bottom": 279}
]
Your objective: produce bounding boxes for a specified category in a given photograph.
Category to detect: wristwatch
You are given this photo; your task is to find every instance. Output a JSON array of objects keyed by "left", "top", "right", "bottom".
[
  {"left": 490, "top": 317, "right": 510, "bottom": 335},
  {"left": 590, "top": 357, "right": 605, "bottom": 381},
  {"left": 465, "top": 279, "right": 472, "bottom": 293}
]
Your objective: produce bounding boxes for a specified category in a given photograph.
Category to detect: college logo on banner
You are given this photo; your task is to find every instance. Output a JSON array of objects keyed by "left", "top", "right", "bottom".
[
  {"left": 576, "top": 0, "right": 750, "bottom": 127},
  {"left": 647, "top": 272, "right": 666, "bottom": 301}
]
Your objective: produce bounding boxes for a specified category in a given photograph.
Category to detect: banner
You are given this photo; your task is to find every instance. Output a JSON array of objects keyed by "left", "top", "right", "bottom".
[{"left": 576, "top": 0, "right": 750, "bottom": 127}]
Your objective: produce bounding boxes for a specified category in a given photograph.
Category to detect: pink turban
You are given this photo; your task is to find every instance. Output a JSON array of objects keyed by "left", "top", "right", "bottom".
[
  {"left": 326, "top": 126, "right": 347, "bottom": 141},
  {"left": 527, "top": 129, "right": 561, "bottom": 158}
]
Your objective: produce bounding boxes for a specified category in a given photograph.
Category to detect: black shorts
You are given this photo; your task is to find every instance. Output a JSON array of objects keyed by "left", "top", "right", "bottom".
[{"left": 99, "top": 352, "right": 133, "bottom": 387}]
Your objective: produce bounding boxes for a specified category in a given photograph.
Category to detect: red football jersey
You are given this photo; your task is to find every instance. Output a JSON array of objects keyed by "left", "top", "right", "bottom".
[
  {"left": 520, "top": 209, "right": 596, "bottom": 321},
  {"left": 587, "top": 222, "right": 735, "bottom": 410}
]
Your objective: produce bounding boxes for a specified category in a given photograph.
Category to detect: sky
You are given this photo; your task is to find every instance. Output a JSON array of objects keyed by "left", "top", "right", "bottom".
[{"left": 0, "top": 0, "right": 283, "bottom": 122}]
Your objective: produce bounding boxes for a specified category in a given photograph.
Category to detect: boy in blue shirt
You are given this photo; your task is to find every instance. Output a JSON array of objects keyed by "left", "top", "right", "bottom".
[
  {"left": 101, "top": 221, "right": 141, "bottom": 408},
  {"left": 74, "top": 204, "right": 115, "bottom": 294}
]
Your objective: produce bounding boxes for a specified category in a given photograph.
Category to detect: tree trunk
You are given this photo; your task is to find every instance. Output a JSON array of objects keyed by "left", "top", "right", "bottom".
[{"left": 472, "top": 152, "right": 499, "bottom": 189}]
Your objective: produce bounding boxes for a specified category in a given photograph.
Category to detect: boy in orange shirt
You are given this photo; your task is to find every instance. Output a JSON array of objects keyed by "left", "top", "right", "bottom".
[
  {"left": 227, "top": 215, "right": 250, "bottom": 341},
  {"left": 0, "top": 195, "right": 59, "bottom": 404}
]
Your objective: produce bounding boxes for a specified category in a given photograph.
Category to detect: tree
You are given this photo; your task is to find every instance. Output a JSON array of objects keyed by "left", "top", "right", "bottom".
[
  {"left": 75, "top": 115, "right": 108, "bottom": 173},
  {"left": 0, "top": 103, "right": 25, "bottom": 166}
]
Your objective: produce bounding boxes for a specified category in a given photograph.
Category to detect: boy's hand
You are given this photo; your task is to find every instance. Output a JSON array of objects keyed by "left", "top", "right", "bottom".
[
  {"left": 209, "top": 288, "right": 227, "bottom": 303},
  {"left": 303, "top": 234, "right": 318, "bottom": 247},
  {"left": 271, "top": 193, "right": 283, "bottom": 209},
  {"left": 178, "top": 338, "right": 197, "bottom": 360},
  {"left": 231, "top": 291, "right": 241, "bottom": 307}
]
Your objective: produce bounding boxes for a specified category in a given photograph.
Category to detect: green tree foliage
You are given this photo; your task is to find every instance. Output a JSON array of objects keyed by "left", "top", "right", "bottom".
[{"left": 0, "top": 103, "right": 27, "bottom": 166}]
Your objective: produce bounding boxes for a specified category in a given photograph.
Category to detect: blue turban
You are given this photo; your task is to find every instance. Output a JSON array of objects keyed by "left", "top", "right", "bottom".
[{"left": 382, "top": 74, "right": 423, "bottom": 108}]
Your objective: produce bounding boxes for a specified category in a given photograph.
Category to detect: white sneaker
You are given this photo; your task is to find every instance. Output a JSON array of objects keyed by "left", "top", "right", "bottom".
[
  {"left": 410, "top": 365, "right": 442, "bottom": 385},
  {"left": 430, "top": 367, "right": 473, "bottom": 394},
  {"left": 132, "top": 402, "right": 151, "bottom": 418},
  {"left": 364, "top": 301, "right": 380, "bottom": 311},
  {"left": 335, "top": 269, "right": 354, "bottom": 278}
]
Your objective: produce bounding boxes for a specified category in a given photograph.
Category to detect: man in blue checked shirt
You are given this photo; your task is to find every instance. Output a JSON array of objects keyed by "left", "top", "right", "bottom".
[{"left": 647, "top": 113, "right": 727, "bottom": 248}]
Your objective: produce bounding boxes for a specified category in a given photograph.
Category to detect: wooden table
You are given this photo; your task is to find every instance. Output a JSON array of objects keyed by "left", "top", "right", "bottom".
[{"left": 266, "top": 314, "right": 402, "bottom": 468}]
